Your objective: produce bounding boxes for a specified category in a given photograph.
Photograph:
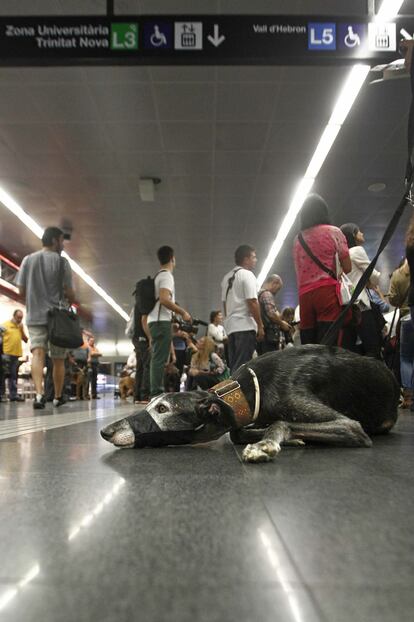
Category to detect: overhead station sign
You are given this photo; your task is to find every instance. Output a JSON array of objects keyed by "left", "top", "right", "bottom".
[{"left": 0, "top": 15, "right": 411, "bottom": 65}]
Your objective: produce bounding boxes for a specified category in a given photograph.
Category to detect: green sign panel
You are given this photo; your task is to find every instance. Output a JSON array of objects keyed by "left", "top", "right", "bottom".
[{"left": 110, "top": 22, "right": 138, "bottom": 50}]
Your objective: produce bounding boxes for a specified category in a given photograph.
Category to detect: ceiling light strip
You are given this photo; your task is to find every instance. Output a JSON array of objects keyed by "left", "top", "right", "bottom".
[
  {"left": 258, "top": 63, "right": 370, "bottom": 285},
  {"left": 0, "top": 187, "right": 129, "bottom": 321},
  {"left": 376, "top": 0, "right": 404, "bottom": 20}
]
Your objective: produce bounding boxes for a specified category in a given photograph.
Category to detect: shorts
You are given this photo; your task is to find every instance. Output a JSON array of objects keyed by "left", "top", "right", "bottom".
[
  {"left": 27, "top": 325, "right": 67, "bottom": 359},
  {"left": 299, "top": 284, "right": 351, "bottom": 330}
]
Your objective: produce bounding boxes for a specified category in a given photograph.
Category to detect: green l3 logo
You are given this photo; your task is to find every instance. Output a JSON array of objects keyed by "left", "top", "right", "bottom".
[{"left": 111, "top": 23, "right": 139, "bottom": 50}]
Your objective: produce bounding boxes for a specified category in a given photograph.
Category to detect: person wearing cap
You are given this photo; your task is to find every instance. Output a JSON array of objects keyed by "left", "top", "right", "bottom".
[{"left": 15, "top": 226, "right": 76, "bottom": 409}]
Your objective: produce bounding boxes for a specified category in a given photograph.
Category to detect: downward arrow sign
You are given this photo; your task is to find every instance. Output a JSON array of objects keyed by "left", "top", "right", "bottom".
[{"left": 207, "top": 24, "right": 225, "bottom": 47}]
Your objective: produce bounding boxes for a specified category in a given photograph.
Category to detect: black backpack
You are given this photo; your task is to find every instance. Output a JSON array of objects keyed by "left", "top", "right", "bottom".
[{"left": 133, "top": 270, "right": 166, "bottom": 315}]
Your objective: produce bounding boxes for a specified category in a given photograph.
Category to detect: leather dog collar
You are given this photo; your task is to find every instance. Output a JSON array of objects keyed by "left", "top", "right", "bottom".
[{"left": 209, "top": 378, "right": 253, "bottom": 427}]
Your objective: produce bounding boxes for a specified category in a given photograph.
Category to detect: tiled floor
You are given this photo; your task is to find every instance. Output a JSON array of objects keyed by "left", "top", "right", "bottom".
[{"left": 0, "top": 398, "right": 413, "bottom": 622}]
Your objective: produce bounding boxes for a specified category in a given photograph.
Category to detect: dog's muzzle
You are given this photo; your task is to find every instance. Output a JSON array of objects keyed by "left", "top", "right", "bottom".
[{"left": 101, "top": 419, "right": 135, "bottom": 448}]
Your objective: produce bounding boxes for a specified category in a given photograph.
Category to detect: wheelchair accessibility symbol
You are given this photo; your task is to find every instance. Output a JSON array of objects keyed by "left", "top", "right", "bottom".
[
  {"left": 150, "top": 25, "right": 167, "bottom": 47},
  {"left": 344, "top": 25, "right": 360, "bottom": 48}
]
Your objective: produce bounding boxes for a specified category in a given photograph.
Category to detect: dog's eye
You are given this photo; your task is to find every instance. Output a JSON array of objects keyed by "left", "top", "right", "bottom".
[{"left": 157, "top": 404, "right": 168, "bottom": 413}]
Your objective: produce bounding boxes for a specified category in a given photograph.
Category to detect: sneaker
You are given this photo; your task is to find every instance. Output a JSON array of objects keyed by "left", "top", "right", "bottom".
[
  {"left": 53, "top": 396, "right": 68, "bottom": 408},
  {"left": 10, "top": 396, "right": 25, "bottom": 402},
  {"left": 33, "top": 396, "right": 46, "bottom": 410}
]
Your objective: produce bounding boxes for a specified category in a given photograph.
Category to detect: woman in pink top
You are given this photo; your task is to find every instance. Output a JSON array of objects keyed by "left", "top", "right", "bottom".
[{"left": 293, "top": 194, "right": 352, "bottom": 345}]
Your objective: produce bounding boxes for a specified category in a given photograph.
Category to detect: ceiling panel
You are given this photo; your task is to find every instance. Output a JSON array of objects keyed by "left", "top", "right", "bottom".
[
  {"left": 89, "top": 84, "right": 157, "bottom": 122},
  {"left": 154, "top": 84, "right": 215, "bottom": 121},
  {"left": 161, "top": 122, "right": 214, "bottom": 151}
]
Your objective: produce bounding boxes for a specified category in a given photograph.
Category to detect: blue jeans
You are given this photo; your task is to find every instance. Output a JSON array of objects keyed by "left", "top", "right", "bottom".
[
  {"left": 2, "top": 354, "right": 19, "bottom": 399},
  {"left": 228, "top": 330, "right": 256, "bottom": 374},
  {"left": 399, "top": 318, "right": 414, "bottom": 388}
]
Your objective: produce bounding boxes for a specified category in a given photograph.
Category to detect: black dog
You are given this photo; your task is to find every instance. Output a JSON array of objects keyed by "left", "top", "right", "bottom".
[{"left": 101, "top": 345, "right": 399, "bottom": 463}]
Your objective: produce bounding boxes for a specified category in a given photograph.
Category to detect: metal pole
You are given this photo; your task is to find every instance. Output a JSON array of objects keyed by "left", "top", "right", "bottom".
[{"left": 107, "top": 0, "right": 114, "bottom": 17}]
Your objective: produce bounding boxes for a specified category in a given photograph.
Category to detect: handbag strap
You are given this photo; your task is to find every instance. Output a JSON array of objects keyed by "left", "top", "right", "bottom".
[
  {"left": 298, "top": 232, "right": 337, "bottom": 280},
  {"left": 58, "top": 256, "right": 65, "bottom": 304},
  {"left": 224, "top": 267, "right": 242, "bottom": 316}
]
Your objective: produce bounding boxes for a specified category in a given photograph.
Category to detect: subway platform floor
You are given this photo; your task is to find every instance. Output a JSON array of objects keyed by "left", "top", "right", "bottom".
[{"left": 0, "top": 398, "right": 413, "bottom": 622}]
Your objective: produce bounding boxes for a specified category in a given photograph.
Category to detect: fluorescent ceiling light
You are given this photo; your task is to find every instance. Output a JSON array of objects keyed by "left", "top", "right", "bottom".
[
  {"left": 0, "top": 186, "right": 129, "bottom": 322},
  {"left": 376, "top": 0, "right": 404, "bottom": 20},
  {"left": 258, "top": 0, "right": 405, "bottom": 286}
]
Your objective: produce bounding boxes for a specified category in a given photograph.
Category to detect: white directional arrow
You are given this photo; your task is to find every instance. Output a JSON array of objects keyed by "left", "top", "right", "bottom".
[{"left": 207, "top": 24, "right": 225, "bottom": 47}]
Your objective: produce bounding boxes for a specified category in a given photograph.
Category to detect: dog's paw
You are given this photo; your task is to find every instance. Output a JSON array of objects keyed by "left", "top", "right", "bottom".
[
  {"left": 282, "top": 439, "right": 305, "bottom": 447},
  {"left": 242, "top": 440, "right": 281, "bottom": 463}
]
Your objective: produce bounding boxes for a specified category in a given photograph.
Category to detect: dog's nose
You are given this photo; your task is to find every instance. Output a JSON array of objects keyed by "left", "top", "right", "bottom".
[{"left": 100, "top": 426, "right": 113, "bottom": 441}]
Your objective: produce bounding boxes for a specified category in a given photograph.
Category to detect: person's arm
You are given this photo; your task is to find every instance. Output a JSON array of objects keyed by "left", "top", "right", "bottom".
[
  {"left": 210, "top": 352, "right": 225, "bottom": 375},
  {"left": 19, "top": 326, "right": 29, "bottom": 343},
  {"left": 351, "top": 247, "right": 380, "bottom": 285},
  {"left": 266, "top": 309, "right": 291, "bottom": 333},
  {"left": 340, "top": 255, "right": 352, "bottom": 274},
  {"left": 246, "top": 299, "right": 264, "bottom": 340},
  {"left": 388, "top": 273, "right": 408, "bottom": 308},
  {"left": 170, "top": 342, "right": 176, "bottom": 364},
  {"left": 158, "top": 288, "right": 191, "bottom": 322},
  {"left": 141, "top": 315, "right": 152, "bottom": 347},
  {"left": 15, "top": 262, "right": 27, "bottom": 299},
  {"left": 64, "top": 286, "right": 76, "bottom": 304},
  {"left": 260, "top": 292, "right": 291, "bottom": 331}
]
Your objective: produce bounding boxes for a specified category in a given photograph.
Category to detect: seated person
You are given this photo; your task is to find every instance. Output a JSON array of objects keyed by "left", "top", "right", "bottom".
[
  {"left": 207, "top": 310, "right": 227, "bottom": 355},
  {"left": 280, "top": 307, "right": 296, "bottom": 348},
  {"left": 188, "top": 336, "right": 228, "bottom": 390}
]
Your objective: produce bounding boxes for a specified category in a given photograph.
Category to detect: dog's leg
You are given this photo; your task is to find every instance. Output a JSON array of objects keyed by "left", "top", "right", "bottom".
[
  {"left": 242, "top": 397, "right": 372, "bottom": 463},
  {"left": 287, "top": 417, "right": 372, "bottom": 447},
  {"left": 242, "top": 422, "right": 294, "bottom": 463},
  {"left": 230, "top": 427, "right": 266, "bottom": 445}
]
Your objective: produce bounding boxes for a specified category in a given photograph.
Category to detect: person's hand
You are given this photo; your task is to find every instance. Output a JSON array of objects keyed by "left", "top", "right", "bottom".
[
  {"left": 257, "top": 325, "right": 265, "bottom": 342},
  {"left": 279, "top": 320, "right": 291, "bottom": 332},
  {"left": 189, "top": 368, "right": 199, "bottom": 377},
  {"left": 182, "top": 311, "right": 192, "bottom": 323}
]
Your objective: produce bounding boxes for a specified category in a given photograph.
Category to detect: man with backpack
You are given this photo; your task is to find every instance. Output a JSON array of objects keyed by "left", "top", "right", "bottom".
[
  {"left": 146, "top": 246, "right": 191, "bottom": 398},
  {"left": 221, "top": 244, "right": 264, "bottom": 374}
]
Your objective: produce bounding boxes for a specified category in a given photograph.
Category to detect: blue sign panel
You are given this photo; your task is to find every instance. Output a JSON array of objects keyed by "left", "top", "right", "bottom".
[
  {"left": 308, "top": 23, "right": 336, "bottom": 50},
  {"left": 143, "top": 21, "right": 172, "bottom": 49},
  {"left": 338, "top": 23, "right": 367, "bottom": 51}
]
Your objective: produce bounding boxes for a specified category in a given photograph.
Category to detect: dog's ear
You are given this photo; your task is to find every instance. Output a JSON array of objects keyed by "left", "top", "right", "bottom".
[{"left": 195, "top": 395, "right": 235, "bottom": 426}]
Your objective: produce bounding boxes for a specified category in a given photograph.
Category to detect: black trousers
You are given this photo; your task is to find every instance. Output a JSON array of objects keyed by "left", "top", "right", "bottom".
[
  {"left": 357, "top": 310, "right": 382, "bottom": 359},
  {"left": 133, "top": 338, "right": 151, "bottom": 401},
  {"left": 228, "top": 330, "right": 257, "bottom": 374},
  {"left": 90, "top": 362, "right": 99, "bottom": 397},
  {"left": 257, "top": 339, "right": 279, "bottom": 355}
]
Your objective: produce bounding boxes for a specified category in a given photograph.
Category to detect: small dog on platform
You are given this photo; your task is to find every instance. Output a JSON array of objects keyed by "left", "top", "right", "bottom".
[
  {"left": 72, "top": 366, "right": 89, "bottom": 401},
  {"left": 101, "top": 345, "right": 399, "bottom": 463},
  {"left": 119, "top": 375, "right": 135, "bottom": 400}
]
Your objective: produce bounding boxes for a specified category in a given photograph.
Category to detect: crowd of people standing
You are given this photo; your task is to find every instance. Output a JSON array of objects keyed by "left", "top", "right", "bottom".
[{"left": 3, "top": 196, "right": 414, "bottom": 410}]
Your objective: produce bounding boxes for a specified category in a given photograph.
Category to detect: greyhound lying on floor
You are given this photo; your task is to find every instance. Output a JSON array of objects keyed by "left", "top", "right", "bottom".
[{"left": 101, "top": 345, "right": 399, "bottom": 463}]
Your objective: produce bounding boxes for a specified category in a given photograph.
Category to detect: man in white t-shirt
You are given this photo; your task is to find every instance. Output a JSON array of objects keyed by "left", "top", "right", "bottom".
[
  {"left": 147, "top": 246, "right": 191, "bottom": 397},
  {"left": 221, "top": 245, "right": 264, "bottom": 373}
]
